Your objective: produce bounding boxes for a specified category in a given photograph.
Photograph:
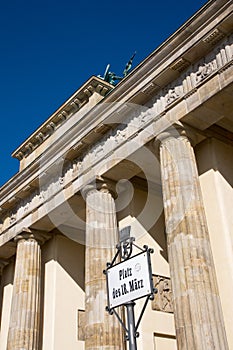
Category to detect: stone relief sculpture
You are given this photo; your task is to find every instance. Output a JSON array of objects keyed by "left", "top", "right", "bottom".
[
  {"left": 1, "top": 37, "right": 232, "bottom": 235},
  {"left": 166, "top": 87, "right": 180, "bottom": 104},
  {"left": 78, "top": 310, "right": 85, "bottom": 341},
  {"left": 195, "top": 62, "right": 215, "bottom": 83},
  {"left": 9, "top": 212, "right": 16, "bottom": 225},
  {"left": 152, "top": 275, "right": 173, "bottom": 313}
]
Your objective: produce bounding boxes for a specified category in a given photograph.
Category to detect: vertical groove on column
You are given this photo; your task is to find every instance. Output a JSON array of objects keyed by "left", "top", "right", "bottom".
[
  {"left": 189, "top": 143, "right": 227, "bottom": 349},
  {"left": 178, "top": 138, "right": 202, "bottom": 349},
  {"left": 85, "top": 187, "right": 123, "bottom": 350},
  {"left": 7, "top": 234, "right": 41, "bottom": 350},
  {"left": 158, "top": 132, "right": 229, "bottom": 350}
]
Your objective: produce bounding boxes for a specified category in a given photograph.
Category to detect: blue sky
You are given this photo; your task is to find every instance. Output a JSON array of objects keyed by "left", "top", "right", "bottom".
[{"left": 0, "top": 0, "right": 207, "bottom": 187}]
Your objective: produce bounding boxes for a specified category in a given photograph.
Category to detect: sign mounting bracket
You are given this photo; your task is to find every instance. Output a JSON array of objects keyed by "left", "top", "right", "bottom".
[{"left": 103, "top": 226, "right": 157, "bottom": 350}]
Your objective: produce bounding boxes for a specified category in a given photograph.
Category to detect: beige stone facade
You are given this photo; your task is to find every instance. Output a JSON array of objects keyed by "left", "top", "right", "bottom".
[{"left": 0, "top": 1, "right": 233, "bottom": 349}]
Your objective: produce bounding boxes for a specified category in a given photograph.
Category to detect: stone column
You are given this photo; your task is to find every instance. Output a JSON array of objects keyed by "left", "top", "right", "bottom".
[
  {"left": 0, "top": 259, "right": 9, "bottom": 330},
  {"left": 156, "top": 124, "right": 228, "bottom": 350},
  {"left": 84, "top": 182, "right": 123, "bottom": 350},
  {"left": 7, "top": 229, "right": 43, "bottom": 350}
]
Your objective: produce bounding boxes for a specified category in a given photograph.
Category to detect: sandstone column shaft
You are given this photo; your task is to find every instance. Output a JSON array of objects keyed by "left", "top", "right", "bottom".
[
  {"left": 7, "top": 231, "right": 41, "bottom": 350},
  {"left": 84, "top": 184, "right": 123, "bottom": 350},
  {"left": 157, "top": 127, "right": 228, "bottom": 349}
]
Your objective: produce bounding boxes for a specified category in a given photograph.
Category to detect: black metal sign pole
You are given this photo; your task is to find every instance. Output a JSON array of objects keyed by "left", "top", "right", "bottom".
[
  {"left": 104, "top": 226, "right": 157, "bottom": 350},
  {"left": 126, "top": 301, "right": 137, "bottom": 350},
  {"left": 119, "top": 227, "right": 137, "bottom": 349}
]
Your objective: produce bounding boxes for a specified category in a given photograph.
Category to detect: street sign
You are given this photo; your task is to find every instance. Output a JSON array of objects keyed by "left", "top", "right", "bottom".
[{"left": 106, "top": 251, "right": 153, "bottom": 309}]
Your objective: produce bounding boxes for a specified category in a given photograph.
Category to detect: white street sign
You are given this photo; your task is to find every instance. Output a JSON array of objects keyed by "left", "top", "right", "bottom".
[{"left": 106, "top": 251, "right": 153, "bottom": 309}]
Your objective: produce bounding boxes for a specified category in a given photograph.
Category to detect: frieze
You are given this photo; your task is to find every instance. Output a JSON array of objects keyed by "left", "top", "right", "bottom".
[
  {"left": 195, "top": 61, "right": 216, "bottom": 84},
  {"left": 75, "top": 36, "right": 231, "bottom": 168},
  {"left": 1, "top": 36, "right": 233, "bottom": 236},
  {"left": 81, "top": 36, "right": 232, "bottom": 168},
  {"left": 9, "top": 212, "right": 16, "bottom": 225},
  {"left": 165, "top": 77, "right": 183, "bottom": 106},
  {"left": 166, "top": 87, "right": 181, "bottom": 105}
]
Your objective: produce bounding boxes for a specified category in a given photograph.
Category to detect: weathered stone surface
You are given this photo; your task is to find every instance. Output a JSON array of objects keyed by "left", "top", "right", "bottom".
[
  {"left": 78, "top": 309, "right": 86, "bottom": 341},
  {"left": 157, "top": 124, "right": 229, "bottom": 349},
  {"left": 152, "top": 275, "right": 173, "bottom": 313},
  {"left": 7, "top": 230, "right": 41, "bottom": 350},
  {"left": 84, "top": 183, "right": 124, "bottom": 350}
]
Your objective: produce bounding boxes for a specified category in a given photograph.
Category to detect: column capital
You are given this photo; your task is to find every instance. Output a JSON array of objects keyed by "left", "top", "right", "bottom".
[
  {"left": 82, "top": 177, "right": 117, "bottom": 199},
  {"left": 14, "top": 227, "right": 48, "bottom": 245},
  {"left": 158, "top": 124, "right": 228, "bottom": 348},
  {"left": 7, "top": 227, "right": 42, "bottom": 349},
  {"left": 154, "top": 122, "right": 198, "bottom": 148},
  {"left": 158, "top": 122, "right": 185, "bottom": 142},
  {"left": 85, "top": 176, "right": 122, "bottom": 349},
  {"left": 82, "top": 184, "right": 96, "bottom": 199},
  {"left": 98, "top": 177, "right": 117, "bottom": 198}
]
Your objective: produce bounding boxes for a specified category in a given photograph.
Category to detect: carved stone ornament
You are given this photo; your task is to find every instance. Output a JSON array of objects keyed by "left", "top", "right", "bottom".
[
  {"left": 9, "top": 212, "right": 16, "bottom": 224},
  {"left": 1, "top": 37, "right": 232, "bottom": 237},
  {"left": 166, "top": 87, "right": 180, "bottom": 105},
  {"left": 77, "top": 309, "right": 85, "bottom": 341},
  {"left": 195, "top": 61, "right": 215, "bottom": 84},
  {"left": 152, "top": 275, "right": 173, "bottom": 313}
]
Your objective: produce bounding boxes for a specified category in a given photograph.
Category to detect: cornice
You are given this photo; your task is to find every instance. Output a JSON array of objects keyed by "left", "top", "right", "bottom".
[
  {"left": 11, "top": 76, "right": 113, "bottom": 160},
  {"left": 0, "top": 57, "right": 233, "bottom": 242},
  {"left": 0, "top": 0, "right": 232, "bottom": 212},
  {"left": 11, "top": 1, "right": 232, "bottom": 163},
  {"left": 103, "top": 0, "right": 232, "bottom": 105}
]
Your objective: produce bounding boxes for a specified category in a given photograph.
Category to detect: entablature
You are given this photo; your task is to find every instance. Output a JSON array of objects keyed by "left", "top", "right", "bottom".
[
  {"left": 1, "top": 30, "right": 233, "bottom": 216},
  {"left": 1, "top": 0, "right": 233, "bottom": 246},
  {"left": 11, "top": 76, "right": 113, "bottom": 166},
  {"left": 11, "top": 1, "right": 233, "bottom": 170},
  {"left": 106, "top": 0, "right": 232, "bottom": 106},
  {"left": 1, "top": 64, "right": 233, "bottom": 247}
]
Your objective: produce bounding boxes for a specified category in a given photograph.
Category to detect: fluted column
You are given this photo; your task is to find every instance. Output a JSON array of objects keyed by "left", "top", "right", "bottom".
[
  {"left": 84, "top": 182, "right": 123, "bottom": 350},
  {"left": 7, "top": 229, "right": 43, "bottom": 350},
  {"left": 156, "top": 124, "right": 228, "bottom": 349}
]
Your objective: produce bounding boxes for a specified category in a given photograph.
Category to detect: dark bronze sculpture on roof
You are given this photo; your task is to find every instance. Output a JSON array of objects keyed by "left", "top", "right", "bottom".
[{"left": 98, "top": 52, "right": 136, "bottom": 85}]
